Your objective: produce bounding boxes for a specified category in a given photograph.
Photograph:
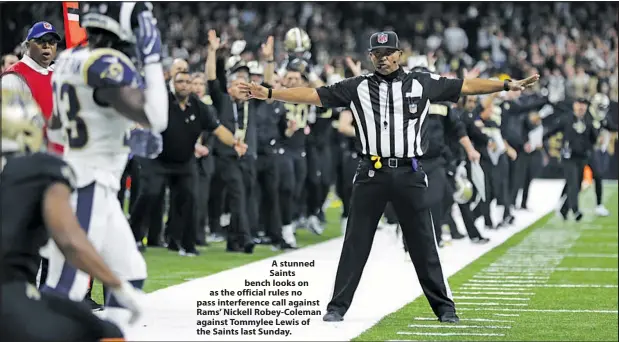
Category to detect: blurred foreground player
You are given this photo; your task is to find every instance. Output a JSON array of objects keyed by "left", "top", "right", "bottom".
[
  {"left": 0, "top": 89, "right": 143, "bottom": 342},
  {"left": 43, "top": 1, "right": 168, "bottom": 333}
]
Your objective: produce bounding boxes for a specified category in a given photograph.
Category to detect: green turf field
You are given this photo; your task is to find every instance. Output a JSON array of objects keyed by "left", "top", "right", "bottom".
[{"left": 354, "top": 183, "right": 618, "bottom": 341}]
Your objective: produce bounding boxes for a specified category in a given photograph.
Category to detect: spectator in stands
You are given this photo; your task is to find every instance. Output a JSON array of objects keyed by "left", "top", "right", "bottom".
[{"left": 1, "top": 54, "right": 18, "bottom": 72}]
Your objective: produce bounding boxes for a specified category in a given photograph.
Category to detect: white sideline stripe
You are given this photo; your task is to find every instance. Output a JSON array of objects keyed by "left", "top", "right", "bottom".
[
  {"left": 458, "top": 302, "right": 529, "bottom": 306},
  {"left": 463, "top": 283, "right": 618, "bottom": 288},
  {"left": 459, "top": 308, "right": 619, "bottom": 314},
  {"left": 494, "top": 313, "right": 520, "bottom": 317},
  {"left": 414, "top": 317, "right": 515, "bottom": 323},
  {"left": 454, "top": 291, "right": 535, "bottom": 295},
  {"left": 454, "top": 296, "right": 529, "bottom": 301},
  {"left": 407, "top": 324, "right": 511, "bottom": 329},
  {"left": 397, "top": 332, "right": 505, "bottom": 337},
  {"left": 125, "top": 180, "right": 566, "bottom": 341}
]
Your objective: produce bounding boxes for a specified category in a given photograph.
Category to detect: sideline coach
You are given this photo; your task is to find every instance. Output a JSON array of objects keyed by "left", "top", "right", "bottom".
[
  {"left": 131, "top": 71, "right": 247, "bottom": 255},
  {"left": 239, "top": 31, "right": 540, "bottom": 323}
]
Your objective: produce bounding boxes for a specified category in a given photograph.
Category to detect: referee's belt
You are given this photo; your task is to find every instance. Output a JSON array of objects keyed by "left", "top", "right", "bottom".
[{"left": 365, "top": 156, "right": 419, "bottom": 170}]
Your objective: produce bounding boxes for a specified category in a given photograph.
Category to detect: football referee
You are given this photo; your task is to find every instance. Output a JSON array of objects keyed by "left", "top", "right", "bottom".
[{"left": 238, "top": 31, "right": 539, "bottom": 324}]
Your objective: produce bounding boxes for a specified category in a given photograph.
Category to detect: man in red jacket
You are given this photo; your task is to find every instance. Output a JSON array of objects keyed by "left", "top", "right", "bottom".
[{"left": 1, "top": 21, "right": 63, "bottom": 155}]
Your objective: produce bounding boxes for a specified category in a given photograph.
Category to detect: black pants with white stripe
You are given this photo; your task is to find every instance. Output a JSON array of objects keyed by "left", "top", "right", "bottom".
[{"left": 327, "top": 158, "right": 455, "bottom": 318}]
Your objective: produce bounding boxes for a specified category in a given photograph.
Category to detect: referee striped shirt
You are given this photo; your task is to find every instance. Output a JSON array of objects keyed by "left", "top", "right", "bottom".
[{"left": 316, "top": 68, "right": 463, "bottom": 158}]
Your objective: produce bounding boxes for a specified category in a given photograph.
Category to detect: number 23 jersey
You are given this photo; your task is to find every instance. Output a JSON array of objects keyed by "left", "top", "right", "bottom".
[{"left": 51, "top": 46, "right": 143, "bottom": 189}]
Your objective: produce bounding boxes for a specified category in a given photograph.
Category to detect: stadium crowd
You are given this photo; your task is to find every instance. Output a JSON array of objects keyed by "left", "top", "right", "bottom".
[{"left": 2, "top": 1, "right": 617, "bottom": 311}]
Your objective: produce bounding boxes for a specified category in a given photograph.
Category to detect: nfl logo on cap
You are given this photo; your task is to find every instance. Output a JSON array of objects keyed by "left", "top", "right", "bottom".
[
  {"left": 43, "top": 22, "right": 52, "bottom": 30},
  {"left": 377, "top": 33, "right": 388, "bottom": 44}
]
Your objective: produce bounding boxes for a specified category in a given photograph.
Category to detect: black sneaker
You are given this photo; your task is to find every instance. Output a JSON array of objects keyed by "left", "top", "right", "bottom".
[
  {"left": 243, "top": 243, "right": 255, "bottom": 254},
  {"left": 471, "top": 236, "right": 490, "bottom": 244},
  {"left": 323, "top": 311, "right": 344, "bottom": 322},
  {"left": 574, "top": 211, "right": 583, "bottom": 221},
  {"left": 451, "top": 232, "right": 466, "bottom": 240},
  {"left": 438, "top": 311, "right": 459, "bottom": 323}
]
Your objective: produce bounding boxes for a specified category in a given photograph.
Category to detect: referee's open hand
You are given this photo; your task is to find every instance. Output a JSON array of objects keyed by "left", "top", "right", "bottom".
[{"left": 509, "top": 74, "right": 540, "bottom": 91}]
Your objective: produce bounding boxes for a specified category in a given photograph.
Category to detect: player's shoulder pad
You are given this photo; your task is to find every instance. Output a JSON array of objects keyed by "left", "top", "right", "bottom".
[
  {"left": 82, "top": 48, "right": 140, "bottom": 89},
  {"left": 429, "top": 103, "right": 449, "bottom": 116}
]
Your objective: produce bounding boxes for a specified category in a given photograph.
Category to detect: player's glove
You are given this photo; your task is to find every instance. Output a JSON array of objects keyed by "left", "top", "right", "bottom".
[
  {"left": 128, "top": 128, "right": 163, "bottom": 159},
  {"left": 135, "top": 10, "right": 162, "bottom": 65},
  {"left": 110, "top": 281, "right": 146, "bottom": 325}
]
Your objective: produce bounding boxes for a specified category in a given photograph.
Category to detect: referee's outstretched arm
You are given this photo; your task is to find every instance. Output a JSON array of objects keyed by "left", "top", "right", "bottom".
[{"left": 237, "top": 73, "right": 540, "bottom": 107}]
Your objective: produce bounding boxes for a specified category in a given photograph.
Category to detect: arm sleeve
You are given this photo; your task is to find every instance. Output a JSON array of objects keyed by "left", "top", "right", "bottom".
[
  {"left": 197, "top": 100, "right": 221, "bottom": 132},
  {"left": 82, "top": 49, "right": 142, "bottom": 89},
  {"left": 315, "top": 76, "right": 362, "bottom": 108},
  {"left": 417, "top": 72, "right": 464, "bottom": 103},
  {"left": 207, "top": 79, "right": 225, "bottom": 113}
]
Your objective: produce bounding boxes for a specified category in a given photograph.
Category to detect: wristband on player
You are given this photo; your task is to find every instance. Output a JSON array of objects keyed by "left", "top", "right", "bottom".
[{"left": 503, "top": 79, "right": 512, "bottom": 91}]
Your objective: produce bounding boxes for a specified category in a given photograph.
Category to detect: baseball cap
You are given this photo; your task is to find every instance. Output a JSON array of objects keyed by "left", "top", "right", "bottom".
[
  {"left": 368, "top": 31, "right": 400, "bottom": 51},
  {"left": 26, "top": 21, "right": 61, "bottom": 42}
]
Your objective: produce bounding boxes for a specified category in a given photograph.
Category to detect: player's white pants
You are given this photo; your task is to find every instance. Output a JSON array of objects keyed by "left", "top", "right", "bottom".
[{"left": 42, "top": 181, "right": 147, "bottom": 301}]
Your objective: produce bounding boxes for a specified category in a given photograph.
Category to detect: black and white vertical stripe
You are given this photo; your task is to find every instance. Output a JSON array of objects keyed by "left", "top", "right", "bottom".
[{"left": 349, "top": 72, "right": 429, "bottom": 158}]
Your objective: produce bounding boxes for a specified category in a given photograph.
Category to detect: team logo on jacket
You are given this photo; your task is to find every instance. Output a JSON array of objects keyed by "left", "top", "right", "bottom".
[
  {"left": 573, "top": 120, "right": 586, "bottom": 134},
  {"left": 377, "top": 33, "right": 388, "bottom": 44}
]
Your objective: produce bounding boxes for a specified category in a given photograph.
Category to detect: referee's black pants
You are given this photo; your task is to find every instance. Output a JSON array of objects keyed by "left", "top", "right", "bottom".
[
  {"left": 211, "top": 155, "right": 254, "bottom": 251},
  {"left": 560, "top": 157, "right": 588, "bottom": 216},
  {"left": 130, "top": 158, "right": 198, "bottom": 251},
  {"left": 1, "top": 282, "right": 123, "bottom": 342},
  {"left": 256, "top": 151, "right": 283, "bottom": 244},
  {"left": 196, "top": 155, "right": 215, "bottom": 244},
  {"left": 327, "top": 158, "right": 455, "bottom": 318}
]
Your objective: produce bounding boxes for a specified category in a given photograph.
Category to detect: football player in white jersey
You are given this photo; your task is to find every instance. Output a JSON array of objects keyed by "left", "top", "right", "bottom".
[{"left": 42, "top": 1, "right": 168, "bottom": 333}]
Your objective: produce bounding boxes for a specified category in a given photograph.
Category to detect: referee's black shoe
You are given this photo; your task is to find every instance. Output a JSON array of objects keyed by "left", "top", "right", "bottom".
[
  {"left": 323, "top": 311, "right": 344, "bottom": 322},
  {"left": 438, "top": 311, "right": 459, "bottom": 323}
]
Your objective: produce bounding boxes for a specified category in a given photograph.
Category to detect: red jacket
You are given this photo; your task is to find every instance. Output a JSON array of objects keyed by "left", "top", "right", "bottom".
[{"left": 2, "top": 61, "right": 64, "bottom": 155}]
